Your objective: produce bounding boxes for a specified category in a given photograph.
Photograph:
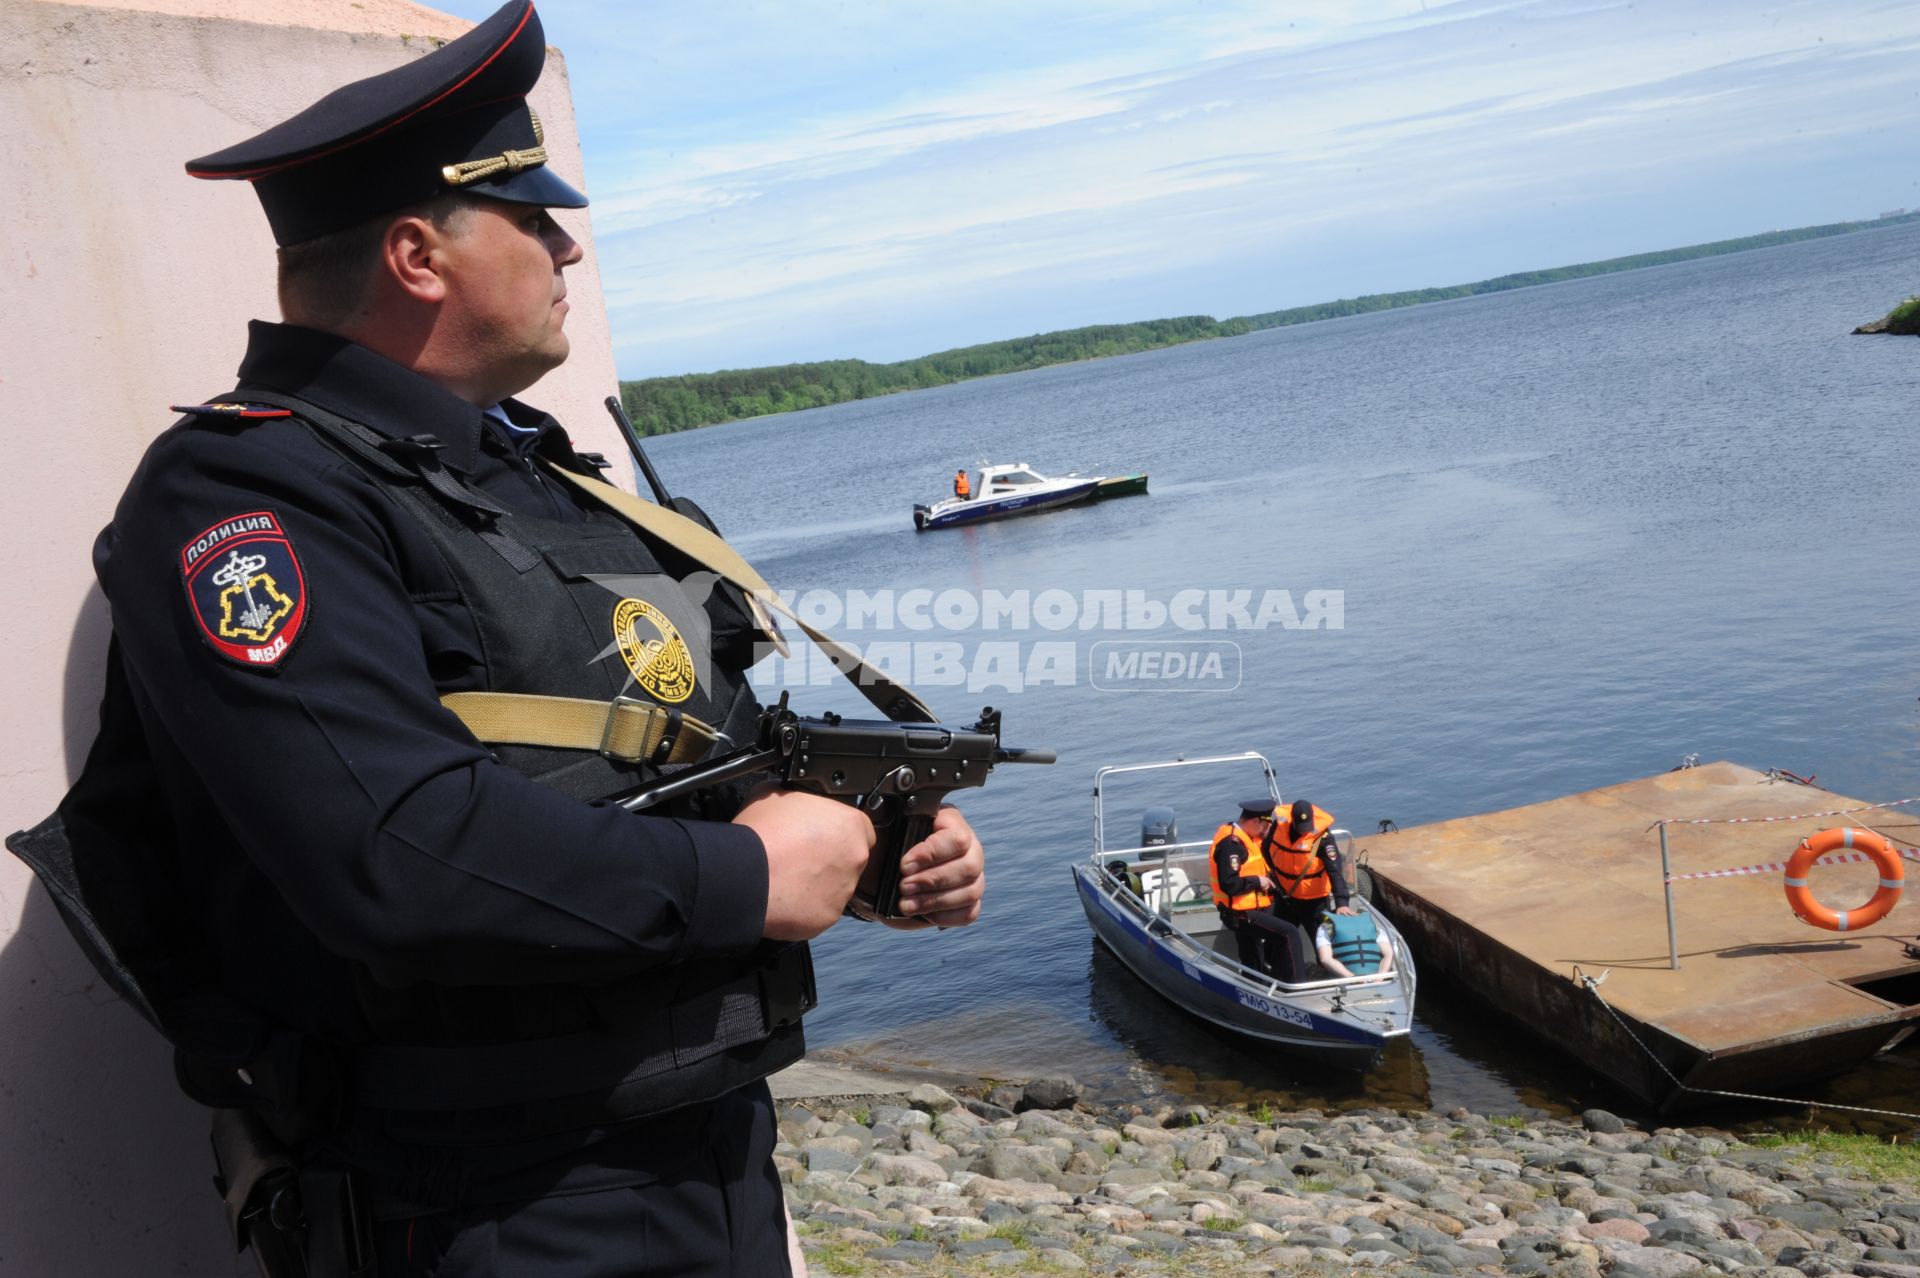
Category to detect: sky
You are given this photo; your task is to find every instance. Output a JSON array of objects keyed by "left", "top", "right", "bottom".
[{"left": 431, "top": 0, "right": 1920, "bottom": 378}]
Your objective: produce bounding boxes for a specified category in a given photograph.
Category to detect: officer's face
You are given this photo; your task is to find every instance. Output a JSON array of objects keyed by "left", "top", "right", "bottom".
[{"left": 440, "top": 199, "right": 584, "bottom": 398}]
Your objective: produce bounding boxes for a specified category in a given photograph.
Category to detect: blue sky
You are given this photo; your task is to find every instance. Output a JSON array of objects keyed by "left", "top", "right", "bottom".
[{"left": 433, "top": 0, "right": 1920, "bottom": 378}]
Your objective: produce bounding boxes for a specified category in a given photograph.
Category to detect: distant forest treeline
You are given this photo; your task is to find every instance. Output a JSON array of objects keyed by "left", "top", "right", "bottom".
[{"left": 617, "top": 211, "right": 1920, "bottom": 436}]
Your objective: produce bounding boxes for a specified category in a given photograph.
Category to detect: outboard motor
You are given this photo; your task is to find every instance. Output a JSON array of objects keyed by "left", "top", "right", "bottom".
[{"left": 1140, "top": 806, "right": 1177, "bottom": 848}]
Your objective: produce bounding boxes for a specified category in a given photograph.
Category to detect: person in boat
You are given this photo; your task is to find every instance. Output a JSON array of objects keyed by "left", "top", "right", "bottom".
[
  {"left": 1251, "top": 797, "right": 1356, "bottom": 981},
  {"left": 1209, "top": 797, "right": 1294, "bottom": 975},
  {"left": 1265, "top": 797, "right": 1355, "bottom": 932},
  {"left": 953, "top": 468, "right": 972, "bottom": 499},
  {"left": 1315, "top": 910, "right": 1395, "bottom": 979}
]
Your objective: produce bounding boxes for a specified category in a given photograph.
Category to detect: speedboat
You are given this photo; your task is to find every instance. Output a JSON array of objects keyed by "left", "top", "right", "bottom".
[
  {"left": 913, "top": 463, "right": 1098, "bottom": 531},
  {"left": 1089, "top": 472, "right": 1149, "bottom": 499},
  {"left": 1070, "top": 752, "right": 1417, "bottom": 1069}
]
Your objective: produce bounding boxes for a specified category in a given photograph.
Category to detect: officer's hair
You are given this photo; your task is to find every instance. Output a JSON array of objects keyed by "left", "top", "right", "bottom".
[{"left": 276, "top": 194, "right": 478, "bottom": 329}]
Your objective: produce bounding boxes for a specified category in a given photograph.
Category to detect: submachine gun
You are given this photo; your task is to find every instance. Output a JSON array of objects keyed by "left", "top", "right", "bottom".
[
  {"left": 600, "top": 396, "right": 1055, "bottom": 919},
  {"left": 613, "top": 694, "right": 1054, "bottom": 920}
]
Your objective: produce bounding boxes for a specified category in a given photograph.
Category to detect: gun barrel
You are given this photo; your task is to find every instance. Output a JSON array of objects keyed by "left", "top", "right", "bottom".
[
  {"left": 603, "top": 395, "right": 674, "bottom": 506},
  {"left": 995, "top": 747, "right": 1056, "bottom": 765}
]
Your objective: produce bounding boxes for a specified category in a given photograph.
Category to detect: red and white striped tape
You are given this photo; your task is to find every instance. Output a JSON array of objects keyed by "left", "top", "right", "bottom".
[
  {"left": 1669, "top": 846, "right": 1920, "bottom": 884},
  {"left": 1648, "top": 795, "right": 1920, "bottom": 832}
]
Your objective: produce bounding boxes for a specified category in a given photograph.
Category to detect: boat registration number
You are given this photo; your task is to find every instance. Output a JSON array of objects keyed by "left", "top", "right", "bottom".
[{"left": 1235, "top": 990, "right": 1314, "bottom": 1029}]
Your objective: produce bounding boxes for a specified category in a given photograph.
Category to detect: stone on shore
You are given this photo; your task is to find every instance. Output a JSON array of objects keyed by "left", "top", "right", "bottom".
[{"left": 777, "top": 1082, "right": 1920, "bottom": 1277}]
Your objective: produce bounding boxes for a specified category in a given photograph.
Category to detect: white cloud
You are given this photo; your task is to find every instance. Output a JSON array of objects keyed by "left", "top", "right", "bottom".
[{"left": 438, "top": 0, "right": 1920, "bottom": 374}]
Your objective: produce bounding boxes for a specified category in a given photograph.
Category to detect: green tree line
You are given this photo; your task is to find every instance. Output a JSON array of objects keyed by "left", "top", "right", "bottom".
[{"left": 618, "top": 212, "right": 1920, "bottom": 436}]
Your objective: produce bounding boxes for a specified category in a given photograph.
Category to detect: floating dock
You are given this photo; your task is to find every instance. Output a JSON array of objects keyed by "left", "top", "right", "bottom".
[{"left": 1362, "top": 762, "right": 1920, "bottom": 1111}]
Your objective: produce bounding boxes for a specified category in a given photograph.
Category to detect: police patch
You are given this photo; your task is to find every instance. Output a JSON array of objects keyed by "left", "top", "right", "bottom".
[
  {"left": 179, "top": 511, "right": 308, "bottom": 668},
  {"left": 613, "top": 597, "right": 695, "bottom": 703}
]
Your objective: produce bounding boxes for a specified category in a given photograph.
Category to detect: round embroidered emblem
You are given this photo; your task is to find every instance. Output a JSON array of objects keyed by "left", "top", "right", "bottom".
[{"left": 613, "top": 598, "right": 695, "bottom": 704}]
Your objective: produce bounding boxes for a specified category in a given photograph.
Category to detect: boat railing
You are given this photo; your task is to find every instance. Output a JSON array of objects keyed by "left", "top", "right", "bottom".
[
  {"left": 1085, "top": 854, "right": 1402, "bottom": 996},
  {"left": 1144, "top": 910, "right": 1399, "bottom": 996},
  {"left": 1094, "top": 842, "right": 1214, "bottom": 913}
]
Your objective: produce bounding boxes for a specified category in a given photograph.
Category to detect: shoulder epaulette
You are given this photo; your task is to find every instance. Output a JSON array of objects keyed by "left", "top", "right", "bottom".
[{"left": 170, "top": 402, "right": 294, "bottom": 420}]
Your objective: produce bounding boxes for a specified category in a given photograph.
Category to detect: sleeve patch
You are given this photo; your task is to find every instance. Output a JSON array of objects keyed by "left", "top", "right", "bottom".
[{"left": 179, "top": 511, "right": 309, "bottom": 668}]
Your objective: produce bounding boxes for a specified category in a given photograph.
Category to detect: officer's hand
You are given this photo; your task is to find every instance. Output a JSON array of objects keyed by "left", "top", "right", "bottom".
[
  {"left": 1333, "top": 905, "right": 1358, "bottom": 916},
  {"left": 885, "top": 804, "right": 985, "bottom": 932},
  {"left": 735, "top": 788, "right": 876, "bottom": 942}
]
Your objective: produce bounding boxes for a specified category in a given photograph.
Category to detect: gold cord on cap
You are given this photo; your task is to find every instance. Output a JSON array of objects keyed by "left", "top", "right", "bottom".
[{"left": 441, "top": 107, "right": 548, "bottom": 186}]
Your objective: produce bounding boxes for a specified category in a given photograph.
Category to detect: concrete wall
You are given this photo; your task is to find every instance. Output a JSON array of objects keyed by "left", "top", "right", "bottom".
[{"left": 0, "top": 2, "right": 625, "bottom": 1269}]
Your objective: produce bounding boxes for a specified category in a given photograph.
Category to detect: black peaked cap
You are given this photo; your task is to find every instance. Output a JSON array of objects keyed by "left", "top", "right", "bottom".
[
  {"left": 187, "top": 0, "right": 587, "bottom": 245},
  {"left": 1238, "top": 797, "right": 1276, "bottom": 818}
]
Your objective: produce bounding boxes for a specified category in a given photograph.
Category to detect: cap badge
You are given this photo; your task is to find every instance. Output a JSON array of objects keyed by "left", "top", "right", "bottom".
[{"left": 442, "top": 107, "right": 548, "bottom": 188}]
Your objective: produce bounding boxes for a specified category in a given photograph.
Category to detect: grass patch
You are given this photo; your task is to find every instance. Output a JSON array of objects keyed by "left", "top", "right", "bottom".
[
  {"left": 1251, "top": 1100, "right": 1275, "bottom": 1124},
  {"left": 990, "top": 1222, "right": 1035, "bottom": 1249},
  {"left": 1744, "top": 1131, "right": 1920, "bottom": 1186},
  {"left": 1490, "top": 1114, "right": 1528, "bottom": 1129},
  {"left": 1202, "top": 1216, "right": 1245, "bottom": 1232},
  {"left": 1886, "top": 296, "right": 1920, "bottom": 335},
  {"left": 798, "top": 1239, "right": 867, "bottom": 1276},
  {"left": 1297, "top": 1176, "right": 1336, "bottom": 1193}
]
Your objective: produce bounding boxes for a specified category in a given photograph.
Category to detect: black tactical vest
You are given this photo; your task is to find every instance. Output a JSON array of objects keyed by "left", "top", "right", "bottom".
[
  {"left": 291, "top": 404, "right": 815, "bottom": 1143},
  {"left": 7, "top": 396, "right": 815, "bottom": 1151}
]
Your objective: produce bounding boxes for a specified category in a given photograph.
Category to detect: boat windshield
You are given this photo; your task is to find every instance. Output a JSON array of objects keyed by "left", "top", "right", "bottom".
[{"left": 990, "top": 469, "right": 1044, "bottom": 487}]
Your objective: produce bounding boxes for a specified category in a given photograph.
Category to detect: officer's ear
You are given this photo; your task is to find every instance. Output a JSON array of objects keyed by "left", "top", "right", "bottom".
[{"left": 382, "top": 212, "right": 454, "bottom": 305}]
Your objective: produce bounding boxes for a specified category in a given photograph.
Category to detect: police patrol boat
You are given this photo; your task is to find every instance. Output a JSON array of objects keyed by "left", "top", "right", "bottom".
[
  {"left": 913, "top": 462, "right": 1100, "bottom": 531},
  {"left": 1070, "top": 753, "right": 1417, "bottom": 1069}
]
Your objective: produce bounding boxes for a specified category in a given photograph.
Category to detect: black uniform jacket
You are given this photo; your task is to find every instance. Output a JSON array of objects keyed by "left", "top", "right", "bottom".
[{"left": 94, "top": 323, "right": 775, "bottom": 1199}]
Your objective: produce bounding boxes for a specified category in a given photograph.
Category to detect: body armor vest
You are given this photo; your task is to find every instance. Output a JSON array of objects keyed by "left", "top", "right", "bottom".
[{"left": 303, "top": 410, "right": 815, "bottom": 1142}]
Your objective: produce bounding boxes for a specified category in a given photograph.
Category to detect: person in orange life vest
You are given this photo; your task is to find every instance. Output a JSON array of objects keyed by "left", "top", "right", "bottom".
[
  {"left": 954, "top": 468, "right": 972, "bottom": 499},
  {"left": 1209, "top": 797, "right": 1286, "bottom": 974},
  {"left": 1265, "top": 796, "right": 1355, "bottom": 933}
]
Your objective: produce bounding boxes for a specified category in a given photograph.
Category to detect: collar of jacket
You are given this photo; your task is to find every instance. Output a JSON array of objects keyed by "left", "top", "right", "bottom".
[{"left": 233, "top": 320, "right": 506, "bottom": 476}]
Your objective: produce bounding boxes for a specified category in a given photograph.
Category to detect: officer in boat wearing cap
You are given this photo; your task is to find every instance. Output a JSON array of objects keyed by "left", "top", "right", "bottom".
[{"left": 15, "top": 3, "right": 985, "bottom": 1272}]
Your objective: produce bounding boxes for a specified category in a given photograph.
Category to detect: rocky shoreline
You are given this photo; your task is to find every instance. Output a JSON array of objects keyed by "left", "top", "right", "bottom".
[{"left": 780, "top": 1076, "right": 1920, "bottom": 1277}]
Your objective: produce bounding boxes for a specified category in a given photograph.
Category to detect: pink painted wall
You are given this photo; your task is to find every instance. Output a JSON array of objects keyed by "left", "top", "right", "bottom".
[{"left": 0, "top": 1, "right": 625, "bottom": 1269}]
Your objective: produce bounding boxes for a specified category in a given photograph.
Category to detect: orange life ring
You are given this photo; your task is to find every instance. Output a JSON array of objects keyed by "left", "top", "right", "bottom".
[{"left": 1783, "top": 828, "right": 1904, "bottom": 931}]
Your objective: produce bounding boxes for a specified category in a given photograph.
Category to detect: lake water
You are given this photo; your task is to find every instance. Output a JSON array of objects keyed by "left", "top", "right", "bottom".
[{"left": 648, "top": 223, "right": 1920, "bottom": 1126}]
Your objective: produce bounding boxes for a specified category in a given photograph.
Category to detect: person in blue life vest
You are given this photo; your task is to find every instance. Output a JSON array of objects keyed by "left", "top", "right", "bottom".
[
  {"left": 1315, "top": 910, "right": 1396, "bottom": 978},
  {"left": 7, "top": 4, "right": 986, "bottom": 1275}
]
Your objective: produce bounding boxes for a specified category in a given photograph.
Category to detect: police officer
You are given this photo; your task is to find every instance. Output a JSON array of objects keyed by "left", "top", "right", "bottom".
[
  {"left": 1267, "top": 796, "right": 1354, "bottom": 933},
  {"left": 1209, "top": 797, "right": 1283, "bottom": 973},
  {"left": 20, "top": 4, "right": 985, "bottom": 1274}
]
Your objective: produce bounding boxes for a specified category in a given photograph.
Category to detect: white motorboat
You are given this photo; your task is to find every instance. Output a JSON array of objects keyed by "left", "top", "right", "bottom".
[
  {"left": 1070, "top": 752, "right": 1417, "bottom": 1069},
  {"left": 913, "top": 462, "right": 1099, "bottom": 531}
]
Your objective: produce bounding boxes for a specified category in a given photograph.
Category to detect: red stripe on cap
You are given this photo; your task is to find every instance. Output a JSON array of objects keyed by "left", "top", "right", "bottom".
[{"left": 187, "top": 1, "right": 536, "bottom": 182}]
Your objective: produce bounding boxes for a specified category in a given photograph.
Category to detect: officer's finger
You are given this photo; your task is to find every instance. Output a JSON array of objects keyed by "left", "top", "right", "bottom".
[
  {"left": 897, "top": 849, "right": 984, "bottom": 914},
  {"left": 896, "top": 855, "right": 978, "bottom": 904}
]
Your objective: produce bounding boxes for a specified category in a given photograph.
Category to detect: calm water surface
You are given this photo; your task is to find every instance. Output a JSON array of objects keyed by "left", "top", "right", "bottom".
[{"left": 648, "top": 224, "right": 1920, "bottom": 1126}]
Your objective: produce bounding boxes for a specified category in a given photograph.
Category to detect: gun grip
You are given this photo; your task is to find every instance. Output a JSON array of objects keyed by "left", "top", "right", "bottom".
[{"left": 858, "top": 810, "right": 936, "bottom": 920}]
